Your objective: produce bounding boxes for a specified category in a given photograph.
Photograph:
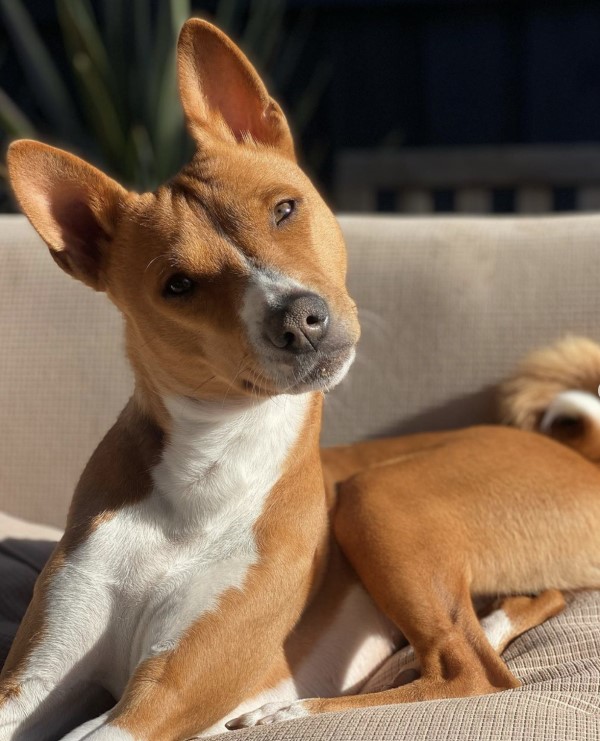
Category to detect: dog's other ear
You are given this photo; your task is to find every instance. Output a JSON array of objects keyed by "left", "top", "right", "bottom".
[
  {"left": 177, "top": 19, "right": 295, "bottom": 160},
  {"left": 7, "top": 140, "right": 127, "bottom": 291}
]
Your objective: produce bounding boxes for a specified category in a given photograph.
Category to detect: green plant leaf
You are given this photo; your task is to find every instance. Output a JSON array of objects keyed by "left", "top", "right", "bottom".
[
  {"left": 214, "top": 0, "right": 245, "bottom": 37},
  {"left": 152, "top": 0, "right": 191, "bottom": 179},
  {"left": 101, "top": 0, "right": 126, "bottom": 108},
  {"left": 57, "top": 0, "right": 125, "bottom": 136},
  {"left": 170, "top": 0, "right": 192, "bottom": 35},
  {"left": 132, "top": 0, "right": 153, "bottom": 122},
  {"left": 102, "top": 0, "right": 123, "bottom": 57},
  {"left": 130, "top": 123, "right": 155, "bottom": 189},
  {"left": 242, "top": 0, "right": 284, "bottom": 68},
  {"left": 57, "top": 0, "right": 111, "bottom": 88},
  {"left": 0, "top": 88, "right": 37, "bottom": 138},
  {"left": 0, "top": 0, "right": 83, "bottom": 141},
  {"left": 153, "top": 53, "right": 187, "bottom": 178},
  {"left": 71, "top": 52, "right": 126, "bottom": 169}
]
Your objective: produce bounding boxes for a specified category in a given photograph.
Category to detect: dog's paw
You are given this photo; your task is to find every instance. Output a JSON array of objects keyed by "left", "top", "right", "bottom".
[{"left": 226, "top": 700, "right": 309, "bottom": 729}]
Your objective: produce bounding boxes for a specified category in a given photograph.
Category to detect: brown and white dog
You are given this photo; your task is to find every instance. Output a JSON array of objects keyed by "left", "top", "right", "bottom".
[{"left": 2, "top": 19, "right": 600, "bottom": 741}]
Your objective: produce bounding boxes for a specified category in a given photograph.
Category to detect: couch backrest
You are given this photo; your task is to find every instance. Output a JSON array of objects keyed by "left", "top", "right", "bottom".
[{"left": 2, "top": 214, "right": 600, "bottom": 527}]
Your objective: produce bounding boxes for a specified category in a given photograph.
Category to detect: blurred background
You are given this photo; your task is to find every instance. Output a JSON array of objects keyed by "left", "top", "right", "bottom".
[{"left": 2, "top": 0, "right": 600, "bottom": 215}]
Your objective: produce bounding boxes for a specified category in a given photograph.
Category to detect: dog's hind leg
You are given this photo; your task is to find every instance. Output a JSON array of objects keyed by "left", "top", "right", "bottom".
[
  {"left": 357, "top": 590, "right": 565, "bottom": 703},
  {"left": 229, "top": 589, "right": 565, "bottom": 728},
  {"left": 357, "top": 589, "right": 566, "bottom": 693},
  {"left": 227, "top": 579, "right": 521, "bottom": 729},
  {"left": 331, "top": 466, "right": 525, "bottom": 694},
  {"left": 480, "top": 590, "right": 565, "bottom": 654},
  {"left": 229, "top": 478, "right": 521, "bottom": 730},
  {"left": 229, "top": 458, "right": 569, "bottom": 729}
]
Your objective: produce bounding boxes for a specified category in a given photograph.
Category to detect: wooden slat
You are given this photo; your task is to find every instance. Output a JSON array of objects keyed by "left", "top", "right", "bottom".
[
  {"left": 398, "top": 189, "right": 434, "bottom": 213},
  {"left": 578, "top": 187, "right": 600, "bottom": 211},
  {"left": 335, "top": 145, "right": 600, "bottom": 190},
  {"left": 335, "top": 184, "right": 376, "bottom": 212},
  {"left": 334, "top": 145, "right": 600, "bottom": 213},
  {"left": 455, "top": 187, "right": 491, "bottom": 213},
  {"left": 516, "top": 186, "right": 553, "bottom": 213}
]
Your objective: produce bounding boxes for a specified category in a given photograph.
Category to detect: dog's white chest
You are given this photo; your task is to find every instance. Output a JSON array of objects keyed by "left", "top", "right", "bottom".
[
  {"left": 75, "top": 501, "right": 257, "bottom": 692},
  {"left": 48, "top": 394, "right": 309, "bottom": 697}
]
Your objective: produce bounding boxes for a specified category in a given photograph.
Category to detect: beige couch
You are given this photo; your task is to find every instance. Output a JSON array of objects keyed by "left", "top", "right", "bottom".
[{"left": 1, "top": 213, "right": 599, "bottom": 739}]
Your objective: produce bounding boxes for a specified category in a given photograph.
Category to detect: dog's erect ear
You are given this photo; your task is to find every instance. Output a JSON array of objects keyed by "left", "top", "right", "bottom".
[
  {"left": 7, "top": 140, "right": 127, "bottom": 291},
  {"left": 177, "top": 19, "right": 295, "bottom": 160}
]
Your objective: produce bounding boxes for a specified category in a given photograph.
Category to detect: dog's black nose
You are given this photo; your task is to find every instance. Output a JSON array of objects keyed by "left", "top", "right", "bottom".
[{"left": 265, "top": 293, "right": 329, "bottom": 352}]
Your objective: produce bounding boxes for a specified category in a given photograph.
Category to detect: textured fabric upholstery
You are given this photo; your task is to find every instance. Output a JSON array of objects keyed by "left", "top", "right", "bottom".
[
  {"left": 0, "top": 216, "right": 131, "bottom": 527},
  {"left": 328, "top": 213, "right": 600, "bottom": 445},
  {"left": 0, "top": 513, "right": 59, "bottom": 665},
  {"left": 209, "top": 589, "right": 600, "bottom": 739},
  {"left": 0, "top": 514, "right": 598, "bottom": 741},
  {"left": 1, "top": 213, "right": 600, "bottom": 740}
]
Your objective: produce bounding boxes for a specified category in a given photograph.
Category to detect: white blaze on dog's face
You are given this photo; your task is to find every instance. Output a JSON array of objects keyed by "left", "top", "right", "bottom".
[{"left": 7, "top": 20, "right": 360, "bottom": 405}]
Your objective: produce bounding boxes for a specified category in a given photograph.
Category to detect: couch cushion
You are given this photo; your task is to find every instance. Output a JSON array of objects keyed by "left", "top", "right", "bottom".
[
  {"left": 0, "top": 513, "right": 60, "bottom": 664},
  {"left": 1, "top": 515, "right": 598, "bottom": 740},
  {"left": 0, "top": 215, "right": 132, "bottom": 527},
  {"left": 207, "top": 591, "right": 600, "bottom": 741},
  {"left": 326, "top": 213, "right": 600, "bottom": 450}
]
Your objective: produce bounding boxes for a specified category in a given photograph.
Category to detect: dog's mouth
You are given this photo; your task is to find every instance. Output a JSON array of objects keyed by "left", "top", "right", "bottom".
[
  {"left": 238, "top": 271, "right": 360, "bottom": 398},
  {"left": 242, "top": 343, "right": 356, "bottom": 396}
]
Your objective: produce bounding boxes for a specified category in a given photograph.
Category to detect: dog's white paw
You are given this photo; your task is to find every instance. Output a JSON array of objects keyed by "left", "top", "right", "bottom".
[{"left": 226, "top": 700, "right": 309, "bottom": 729}]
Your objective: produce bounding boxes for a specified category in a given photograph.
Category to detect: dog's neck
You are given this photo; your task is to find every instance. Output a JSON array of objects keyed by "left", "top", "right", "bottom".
[{"left": 132, "top": 389, "right": 316, "bottom": 534}]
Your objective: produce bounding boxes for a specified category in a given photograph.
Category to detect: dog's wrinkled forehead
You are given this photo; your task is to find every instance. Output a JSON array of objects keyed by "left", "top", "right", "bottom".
[
  {"left": 125, "top": 144, "right": 338, "bottom": 291},
  {"left": 171, "top": 143, "right": 312, "bottom": 229}
]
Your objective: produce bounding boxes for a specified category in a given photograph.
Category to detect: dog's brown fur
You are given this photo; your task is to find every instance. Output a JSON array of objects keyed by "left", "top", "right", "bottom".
[{"left": 2, "top": 17, "right": 600, "bottom": 741}]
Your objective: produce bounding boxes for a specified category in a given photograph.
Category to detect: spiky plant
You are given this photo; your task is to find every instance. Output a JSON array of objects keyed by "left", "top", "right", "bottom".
[{"left": 0, "top": 0, "right": 328, "bottom": 211}]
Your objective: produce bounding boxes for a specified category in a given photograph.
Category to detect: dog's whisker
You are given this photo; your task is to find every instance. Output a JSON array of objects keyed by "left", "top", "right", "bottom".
[
  {"left": 144, "top": 253, "right": 171, "bottom": 275},
  {"left": 220, "top": 353, "right": 251, "bottom": 407},
  {"left": 189, "top": 373, "right": 218, "bottom": 397}
]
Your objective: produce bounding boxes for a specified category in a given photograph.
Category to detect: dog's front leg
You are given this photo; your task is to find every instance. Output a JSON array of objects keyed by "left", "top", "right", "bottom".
[
  {"left": 61, "top": 567, "right": 307, "bottom": 741},
  {"left": 0, "top": 547, "right": 113, "bottom": 741}
]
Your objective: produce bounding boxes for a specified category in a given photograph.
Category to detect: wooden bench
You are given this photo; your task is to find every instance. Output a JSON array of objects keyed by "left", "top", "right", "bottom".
[{"left": 334, "top": 146, "right": 600, "bottom": 214}]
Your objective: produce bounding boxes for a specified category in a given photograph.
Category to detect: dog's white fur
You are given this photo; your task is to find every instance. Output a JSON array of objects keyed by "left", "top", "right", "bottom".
[
  {"left": 541, "top": 389, "right": 600, "bottom": 431},
  {"left": 0, "top": 393, "right": 311, "bottom": 740}
]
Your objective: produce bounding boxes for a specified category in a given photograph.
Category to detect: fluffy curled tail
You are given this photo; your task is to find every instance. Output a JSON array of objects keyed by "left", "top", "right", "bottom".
[{"left": 499, "top": 336, "right": 600, "bottom": 462}]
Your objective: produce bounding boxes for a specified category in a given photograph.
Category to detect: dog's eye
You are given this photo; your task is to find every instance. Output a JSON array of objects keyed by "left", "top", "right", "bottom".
[
  {"left": 164, "top": 274, "right": 194, "bottom": 297},
  {"left": 274, "top": 200, "right": 295, "bottom": 225}
]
